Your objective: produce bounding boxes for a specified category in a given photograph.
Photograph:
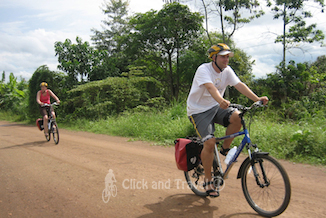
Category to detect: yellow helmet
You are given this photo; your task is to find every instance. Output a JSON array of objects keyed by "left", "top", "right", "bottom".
[
  {"left": 40, "top": 82, "right": 48, "bottom": 87},
  {"left": 208, "top": 43, "right": 234, "bottom": 59}
]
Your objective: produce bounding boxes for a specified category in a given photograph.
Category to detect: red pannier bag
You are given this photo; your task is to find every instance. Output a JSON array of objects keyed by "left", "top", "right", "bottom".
[
  {"left": 174, "top": 138, "right": 203, "bottom": 171},
  {"left": 36, "top": 118, "right": 44, "bottom": 131}
]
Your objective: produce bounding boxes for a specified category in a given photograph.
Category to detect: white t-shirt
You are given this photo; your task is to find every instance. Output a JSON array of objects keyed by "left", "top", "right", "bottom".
[{"left": 187, "top": 62, "right": 241, "bottom": 116}]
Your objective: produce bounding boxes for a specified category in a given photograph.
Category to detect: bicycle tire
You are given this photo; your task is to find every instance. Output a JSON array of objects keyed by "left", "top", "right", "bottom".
[
  {"left": 184, "top": 157, "right": 219, "bottom": 197},
  {"left": 111, "top": 185, "right": 117, "bottom": 197},
  {"left": 52, "top": 122, "right": 59, "bottom": 144},
  {"left": 241, "top": 154, "right": 291, "bottom": 217},
  {"left": 45, "top": 129, "right": 51, "bottom": 142},
  {"left": 102, "top": 189, "right": 110, "bottom": 203}
]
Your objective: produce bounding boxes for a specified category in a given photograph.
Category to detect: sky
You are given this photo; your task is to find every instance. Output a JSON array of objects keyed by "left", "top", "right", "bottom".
[{"left": 0, "top": 0, "right": 325, "bottom": 82}]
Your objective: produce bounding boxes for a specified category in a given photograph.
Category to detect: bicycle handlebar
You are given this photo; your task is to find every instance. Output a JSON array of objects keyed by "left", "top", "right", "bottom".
[
  {"left": 41, "top": 102, "right": 59, "bottom": 107},
  {"left": 229, "top": 100, "right": 265, "bottom": 111}
]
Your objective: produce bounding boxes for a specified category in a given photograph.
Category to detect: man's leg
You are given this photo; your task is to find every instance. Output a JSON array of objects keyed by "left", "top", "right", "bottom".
[
  {"left": 189, "top": 106, "right": 219, "bottom": 196},
  {"left": 51, "top": 111, "right": 56, "bottom": 119},
  {"left": 201, "top": 137, "right": 218, "bottom": 196},
  {"left": 40, "top": 107, "right": 48, "bottom": 135},
  {"left": 43, "top": 115, "right": 48, "bottom": 135},
  {"left": 222, "top": 111, "right": 242, "bottom": 149}
]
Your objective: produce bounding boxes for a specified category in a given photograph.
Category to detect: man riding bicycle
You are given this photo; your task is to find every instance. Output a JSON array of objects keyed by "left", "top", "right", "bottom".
[
  {"left": 105, "top": 169, "right": 116, "bottom": 193},
  {"left": 186, "top": 43, "right": 268, "bottom": 197},
  {"left": 36, "top": 82, "right": 60, "bottom": 137}
]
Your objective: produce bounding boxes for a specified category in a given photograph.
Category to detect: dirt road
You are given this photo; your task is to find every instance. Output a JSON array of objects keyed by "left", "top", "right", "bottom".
[{"left": 0, "top": 120, "right": 325, "bottom": 218}]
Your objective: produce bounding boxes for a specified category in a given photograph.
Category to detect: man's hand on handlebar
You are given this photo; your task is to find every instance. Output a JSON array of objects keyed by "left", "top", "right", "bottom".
[
  {"left": 258, "top": 96, "right": 269, "bottom": 105},
  {"left": 219, "top": 99, "right": 230, "bottom": 110},
  {"left": 219, "top": 96, "right": 268, "bottom": 110}
]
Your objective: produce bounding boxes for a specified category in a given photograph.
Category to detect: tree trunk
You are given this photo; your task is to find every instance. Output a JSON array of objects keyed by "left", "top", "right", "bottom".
[
  {"left": 168, "top": 53, "right": 175, "bottom": 98},
  {"left": 219, "top": 2, "right": 226, "bottom": 43},
  {"left": 282, "top": 4, "right": 286, "bottom": 69},
  {"left": 176, "top": 45, "right": 180, "bottom": 100},
  {"left": 201, "top": 0, "right": 212, "bottom": 45}
]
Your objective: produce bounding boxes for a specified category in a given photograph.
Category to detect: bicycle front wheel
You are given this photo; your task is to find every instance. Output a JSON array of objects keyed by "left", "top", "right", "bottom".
[
  {"left": 241, "top": 154, "right": 291, "bottom": 217},
  {"left": 52, "top": 122, "right": 59, "bottom": 144},
  {"left": 45, "top": 130, "right": 51, "bottom": 142},
  {"left": 102, "top": 189, "right": 110, "bottom": 203}
]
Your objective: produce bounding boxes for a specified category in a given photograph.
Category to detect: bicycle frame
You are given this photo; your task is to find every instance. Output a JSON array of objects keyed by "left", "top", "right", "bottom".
[
  {"left": 44, "top": 106, "right": 54, "bottom": 130},
  {"left": 40, "top": 102, "right": 60, "bottom": 144},
  {"left": 213, "top": 102, "right": 264, "bottom": 179},
  {"left": 184, "top": 101, "right": 291, "bottom": 217},
  {"left": 43, "top": 103, "right": 57, "bottom": 118},
  {"left": 214, "top": 128, "right": 251, "bottom": 179}
]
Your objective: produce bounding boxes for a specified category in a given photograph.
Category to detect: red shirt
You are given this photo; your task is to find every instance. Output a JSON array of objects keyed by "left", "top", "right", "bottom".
[{"left": 40, "top": 90, "right": 50, "bottom": 104}]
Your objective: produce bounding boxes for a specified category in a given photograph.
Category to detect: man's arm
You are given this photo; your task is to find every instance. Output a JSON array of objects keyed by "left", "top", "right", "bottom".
[
  {"left": 204, "top": 83, "right": 230, "bottom": 109},
  {"left": 49, "top": 90, "right": 60, "bottom": 104},
  {"left": 36, "top": 91, "right": 42, "bottom": 105},
  {"left": 234, "top": 82, "right": 268, "bottom": 105}
]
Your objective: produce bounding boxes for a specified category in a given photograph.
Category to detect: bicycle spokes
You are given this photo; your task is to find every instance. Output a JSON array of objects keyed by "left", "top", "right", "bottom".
[
  {"left": 242, "top": 155, "right": 291, "bottom": 217},
  {"left": 192, "top": 166, "right": 204, "bottom": 185}
]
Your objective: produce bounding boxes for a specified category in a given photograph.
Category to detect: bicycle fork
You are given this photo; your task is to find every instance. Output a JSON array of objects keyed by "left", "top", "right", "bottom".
[{"left": 250, "top": 157, "right": 270, "bottom": 188}]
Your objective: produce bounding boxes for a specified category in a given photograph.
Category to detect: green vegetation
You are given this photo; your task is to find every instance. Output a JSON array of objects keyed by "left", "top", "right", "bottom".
[
  {"left": 53, "top": 102, "right": 326, "bottom": 166},
  {"left": 1, "top": 1, "right": 325, "bottom": 166},
  {"left": 249, "top": 114, "right": 326, "bottom": 165},
  {"left": 60, "top": 101, "right": 195, "bottom": 145}
]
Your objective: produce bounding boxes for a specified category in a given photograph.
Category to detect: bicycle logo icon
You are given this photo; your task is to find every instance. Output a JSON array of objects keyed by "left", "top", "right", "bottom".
[{"left": 102, "top": 169, "right": 117, "bottom": 203}]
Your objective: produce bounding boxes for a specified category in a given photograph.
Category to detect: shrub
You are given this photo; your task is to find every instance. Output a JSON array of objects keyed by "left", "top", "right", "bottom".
[{"left": 64, "top": 76, "right": 163, "bottom": 119}]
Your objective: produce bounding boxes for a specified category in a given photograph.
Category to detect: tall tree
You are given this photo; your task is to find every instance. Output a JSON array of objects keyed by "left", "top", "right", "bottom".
[
  {"left": 267, "top": 0, "right": 325, "bottom": 66},
  {"left": 187, "top": 0, "right": 264, "bottom": 44},
  {"left": 91, "top": 0, "right": 130, "bottom": 54},
  {"left": 129, "top": 3, "right": 203, "bottom": 99},
  {"left": 55, "top": 37, "right": 96, "bottom": 84},
  {"left": 218, "top": 0, "right": 265, "bottom": 43},
  {"left": 91, "top": 0, "right": 130, "bottom": 73}
]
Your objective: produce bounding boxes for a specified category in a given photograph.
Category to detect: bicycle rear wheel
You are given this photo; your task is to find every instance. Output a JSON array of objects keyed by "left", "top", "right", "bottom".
[
  {"left": 241, "top": 154, "right": 291, "bottom": 217},
  {"left": 52, "top": 122, "right": 59, "bottom": 144},
  {"left": 184, "top": 157, "right": 219, "bottom": 197}
]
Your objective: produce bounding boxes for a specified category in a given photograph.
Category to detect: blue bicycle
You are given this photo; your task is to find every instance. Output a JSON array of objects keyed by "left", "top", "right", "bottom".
[{"left": 185, "top": 101, "right": 291, "bottom": 217}]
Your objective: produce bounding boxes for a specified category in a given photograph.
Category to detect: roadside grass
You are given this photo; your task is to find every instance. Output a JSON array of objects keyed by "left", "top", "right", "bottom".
[
  {"left": 61, "top": 108, "right": 196, "bottom": 145},
  {"left": 60, "top": 103, "right": 326, "bottom": 165},
  {"left": 0, "top": 111, "right": 28, "bottom": 123},
  {"left": 249, "top": 116, "right": 326, "bottom": 165},
  {"left": 1, "top": 103, "right": 325, "bottom": 166}
]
